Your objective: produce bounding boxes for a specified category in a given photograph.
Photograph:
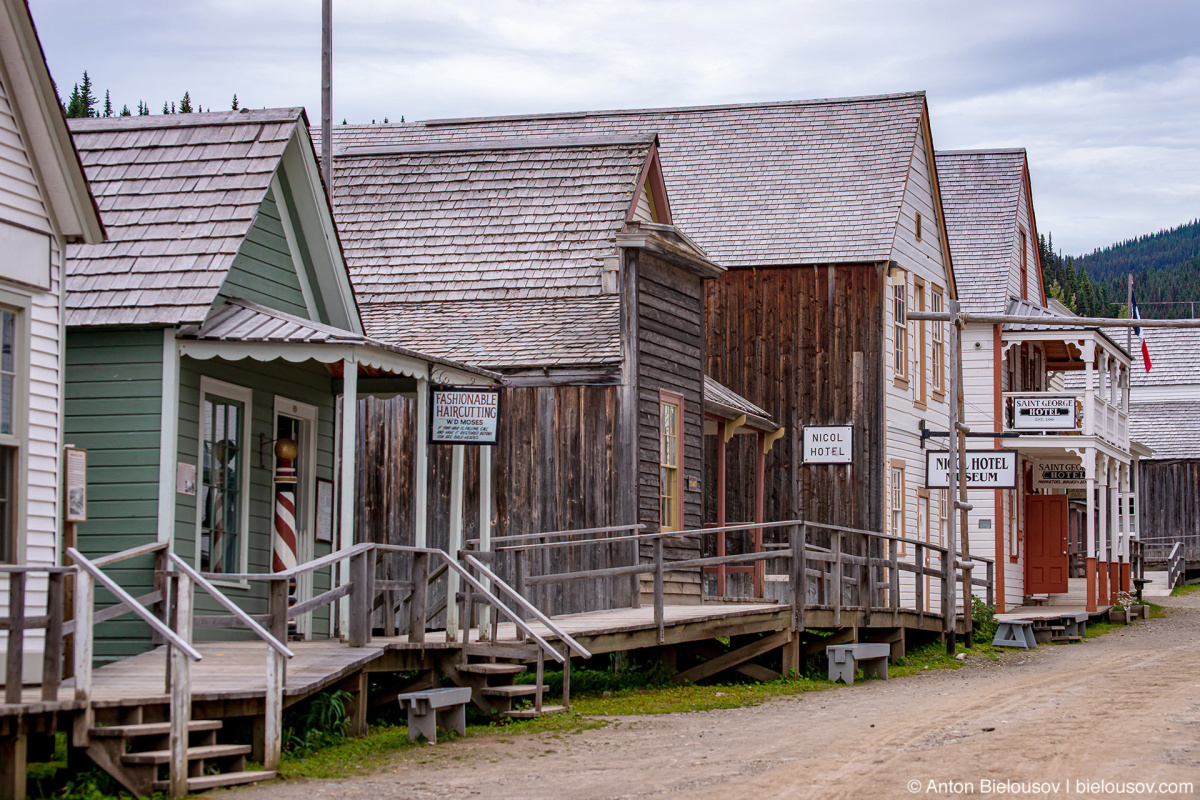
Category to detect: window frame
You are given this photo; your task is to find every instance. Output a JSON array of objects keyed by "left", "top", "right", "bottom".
[
  {"left": 0, "top": 291, "right": 30, "bottom": 565},
  {"left": 931, "top": 285, "right": 945, "bottom": 399},
  {"left": 195, "top": 376, "right": 253, "bottom": 583},
  {"left": 658, "top": 389, "right": 685, "bottom": 533},
  {"left": 892, "top": 270, "right": 909, "bottom": 386},
  {"left": 915, "top": 211, "right": 923, "bottom": 242},
  {"left": 1018, "top": 227, "right": 1029, "bottom": 301},
  {"left": 890, "top": 460, "right": 906, "bottom": 555},
  {"left": 913, "top": 277, "right": 927, "bottom": 408}
]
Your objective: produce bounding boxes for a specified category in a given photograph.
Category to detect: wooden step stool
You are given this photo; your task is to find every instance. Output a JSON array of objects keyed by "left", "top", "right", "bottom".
[
  {"left": 398, "top": 687, "right": 472, "bottom": 744},
  {"left": 826, "top": 643, "right": 891, "bottom": 686}
]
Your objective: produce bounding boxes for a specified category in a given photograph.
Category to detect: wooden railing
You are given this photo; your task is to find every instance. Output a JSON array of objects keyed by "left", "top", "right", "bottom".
[
  {"left": 1167, "top": 542, "right": 1185, "bottom": 591},
  {"left": 0, "top": 566, "right": 72, "bottom": 704}
]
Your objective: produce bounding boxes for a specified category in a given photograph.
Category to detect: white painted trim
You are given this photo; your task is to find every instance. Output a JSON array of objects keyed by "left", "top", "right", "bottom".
[
  {"left": 477, "top": 444, "right": 492, "bottom": 639},
  {"left": 177, "top": 340, "right": 431, "bottom": 382},
  {"left": 195, "top": 375, "right": 253, "bottom": 579},
  {"left": 157, "top": 328, "right": 180, "bottom": 547},
  {"left": 0, "top": 288, "right": 30, "bottom": 564},
  {"left": 337, "top": 358, "right": 357, "bottom": 635},
  {"left": 414, "top": 377, "right": 429, "bottom": 548},
  {"left": 273, "top": 394, "right": 319, "bottom": 637},
  {"left": 270, "top": 173, "right": 319, "bottom": 322},
  {"left": 446, "top": 444, "right": 464, "bottom": 641}
]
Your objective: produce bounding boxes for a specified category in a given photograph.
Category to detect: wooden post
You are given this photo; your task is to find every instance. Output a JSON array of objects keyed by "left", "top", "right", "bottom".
[
  {"left": 269, "top": 578, "right": 289, "bottom": 645},
  {"left": 446, "top": 444, "right": 464, "bottom": 643},
  {"left": 562, "top": 653, "right": 571, "bottom": 709},
  {"left": 954, "top": 311, "right": 973, "bottom": 648},
  {"left": 320, "top": 0, "right": 332, "bottom": 204},
  {"left": 653, "top": 536, "right": 664, "bottom": 644},
  {"left": 832, "top": 531, "right": 843, "bottom": 626},
  {"left": 514, "top": 548, "right": 527, "bottom": 642},
  {"left": 62, "top": 522, "right": 76, "bottom": 679},
  {"left": 1086, "top": 449, "right": 1097, "bottom": 612},
  {"left": 348, "top": 549, "right": 370, "bottom": 648},
  {"left": 534, "top": 648, "right": 544, "bottom": 714},
  {"left": 408, "top": 552, "right": 427, "bottom": 644},
  {"left": 264, "top": 647, "right": 284, "bottom": 770},
  {"left": 754, "top": 431, "right": 766, "bottom": 597},
  {"left": 716, "top": 430, "right": 727, "bottom": 597},
  {"left": 944, "top": 299, "right": 961, "bottom": 655},
  {"left": 478, "top": 444, "right": 493, "bottom": 640},
  {"left": 889, "top": 537, "right": 899, "bottom": 626},
  {"left": 790, "top": 524, "right": 805, "bottom": 634},
  {"left": 169, "top": 572, "right": 193, "bottom": 799},
  {"left": 338, "top": 358, "right": 358, "bottom": 636},
  {"left": 0, "top": 718, "right": 27, "bottom": 800},
  {"left": 414, "top": 377, "right": 429, "bottom": 548},
  {"left": 71, "top": 570, "right": 93, "bottom": 747},
  {"left": 6, "top": 572, "right": 25, "bottom": 704},
  {"left": 42, "top": 572, "right": 64, "bottom": 702},
  {"left": 915, "top": 542, "right": 926, "bottom": 627}
]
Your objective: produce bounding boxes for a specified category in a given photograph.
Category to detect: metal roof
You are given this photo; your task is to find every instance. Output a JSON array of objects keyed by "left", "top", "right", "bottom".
[
  {"left": 704, "top": 375, "right": 779, "bottom": 432},
  {"left": 322, "top": 92, "right": 929, "bottom": 269},
  {"left": 65, "top": 109, "right": 305, "bottom": 326}
]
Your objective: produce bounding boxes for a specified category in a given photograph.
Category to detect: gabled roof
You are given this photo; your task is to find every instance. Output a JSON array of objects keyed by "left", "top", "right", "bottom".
[
  {"left": 1128, "top": 401, "right": 1200, "bottom": 460},
  {"left": 934, "top": 149, "right": 1027, "bottom": 313},
  {"left": 65, "top": 109, "right": 307, "bottom": 326},
  {"left": 0, "top": 0, "right": 103, "bottom": 243},
  {"left": 336, "top": 136, "right": 695, "bottom": 368},
  {"left": 324, "top": 92, "right": 930, "bottom": 269}
]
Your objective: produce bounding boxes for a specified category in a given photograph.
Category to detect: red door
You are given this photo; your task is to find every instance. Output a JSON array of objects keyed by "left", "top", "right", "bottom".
[{"left": 1026, "top": 495, "right": 1069, "bottom": 594}]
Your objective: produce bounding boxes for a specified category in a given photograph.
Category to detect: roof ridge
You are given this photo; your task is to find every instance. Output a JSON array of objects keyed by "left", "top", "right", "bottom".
[
  {"left": 68, "top": 108, "right": 304, "bottom": 132},
  {"left": 339, "top": 134, "right": 656, "bottom": 158},
  {"left": 935, "top": 148, "right": 1026, "bottom": 157}
]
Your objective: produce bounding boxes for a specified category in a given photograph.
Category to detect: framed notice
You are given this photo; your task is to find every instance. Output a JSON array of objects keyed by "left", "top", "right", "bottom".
[
  {"left": 176, "top": 461, "right": 197, "bottom": 496},
  {"left": 1008, "top": 395, "right": 1081, "bottom": 431},
  {"left": 64, "top": 446, "right": 87, "bottom": 522},
  {"left": 316, "top": 478, "right": 334, "bottom": 543},
  {"left": 429, "top": 385, "right": 501, "bottom": 445},
  {"left": 803, "top": 426, "right": 853, "bottom": 464},
  {"left": 1032, "top": 459, "right": 1086, "bottom": 490},
  {"left": 925, "top": 449, "right": 1018, "bottom": 490}
]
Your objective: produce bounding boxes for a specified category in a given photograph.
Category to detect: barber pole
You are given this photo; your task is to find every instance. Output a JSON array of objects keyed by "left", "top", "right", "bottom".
[{"left": 273, "top": 441, "right": 299, "bottom": 573}]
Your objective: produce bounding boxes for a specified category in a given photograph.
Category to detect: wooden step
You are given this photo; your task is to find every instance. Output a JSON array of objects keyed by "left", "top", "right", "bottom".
[
  {"left": 481, "top": 684, "right": 545, "bottom": 698},
  {"left": 504, "top": 705, "right": 566, "bottom": 719},
  {"left": 121, "top": 743, "right": 251, "bottom": 765},
  {"left": 90, "top": 720, "right": 223, "bottom": 738},
  {"left": 153, "top": 769, "right": 276, "bottom": 792},
  {"left": 458, "top": 663, "right": 527, "bottom": 676}
]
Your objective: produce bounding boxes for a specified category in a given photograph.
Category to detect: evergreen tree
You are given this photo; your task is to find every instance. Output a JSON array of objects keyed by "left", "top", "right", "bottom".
[
  {"left": 170, "top": 101, "right": 176, "bottom": 114},
  {"left": 400, "top": 115, "right": 404, "bottom": 123},
  {"left": 137, "top": 100, "right": 149, "bottom": 116},
  {"left": 179, "top": 92, "right": 193, "bottom": 113},
  {"left": 231, "top": 94, "right": 239, "bottom": 111},
  {"left": 78, "top": 71, "right": 97, "bottom": 117},
  {"left": 162, "top": 101, "right": 170, "bottom": 114},
  {"left": 341, "top": 118, "right": 346, "bottom": 124},
  {"left": 383, "top": 117, "right": 388, "bottom": 124},
  {"left": 103, "top": 90, "right": 113, "bottom": 117},
  {"left": 120, "top": 104, "right": 131, "bottom": 116},
  {"left": 64, "top": 83, "right": 84, "bottom": 117}
]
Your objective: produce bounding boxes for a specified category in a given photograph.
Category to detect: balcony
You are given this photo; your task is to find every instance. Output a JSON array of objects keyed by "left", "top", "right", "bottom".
[{"left": 1002, "top": 390, "right": 1128, "bottom": 451}]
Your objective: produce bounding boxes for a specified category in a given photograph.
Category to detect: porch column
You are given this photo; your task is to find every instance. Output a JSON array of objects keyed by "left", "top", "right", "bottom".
[
  {"left": 414, "top": 377, "right": 429, "bottom": 548},
  {"left": 478, "top": 445, "right": 493, "bottom": 640},
  {"left": 445, "top": 444, "right": 464, "bottom": 642},
  {"left": 1085, "top": 448, "right": 1097, "bottom": 613},
  {"left": 1120, "top": 462, "right": 1131, "bottom": 594},
  {"left": 1083, "top": 342, "right": 1095, "bottom": 438},
  {"left": 339, "top": 357, "right": 358, "bottom": 637},
  {"left": 716, "top": 426, "right": 727, "bottom": 597},
  {"left": 754, "top": 431, "right": 766, "bottom": 598},
  {"left": 1097, "top": 454, "right": 1108, "bottom": 605},
  {"left": 1109, "top": 459, "right": 1120, "bottom": 604}
]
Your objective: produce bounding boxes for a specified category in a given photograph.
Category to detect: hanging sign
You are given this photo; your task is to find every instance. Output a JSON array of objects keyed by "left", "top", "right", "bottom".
[
  {"left": 1032, "top": 459, "right": 1086, "bottom": 490},
  {"left": 64, "top": 446, "right": 88, "bottom": 522},
  {"left": 925, "top": 450, "right": 1017, "bottom": 489},
  {"left": 1008, "top": 395, "right": 1081, "bottom": 431},
  {"left": 429, "top": 385, "right": 501, "bottom": 445},
  {"left": 803, "top": 426, "right": 853, "bottom": 464}
]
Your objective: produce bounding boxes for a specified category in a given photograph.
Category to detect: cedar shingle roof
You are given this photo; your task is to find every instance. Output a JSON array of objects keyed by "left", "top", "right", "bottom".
[
  {"left": 65, "top": 109, "right": 303, "bottom": 326},
  {"left": 934, "top": 149, "right": 1026, "bottom": 314},
  {"left": 336, "top": 137, "right": 654, "bottom": 367},
  {"left": 323, "top": 92, "right": 928, "bottom": 269},
  {"left": 1128, "top": 327, "right": 1200, "bottom": 387},
  {"left": 1128, "top": 401, "right": 1200, "bottom": 459}
]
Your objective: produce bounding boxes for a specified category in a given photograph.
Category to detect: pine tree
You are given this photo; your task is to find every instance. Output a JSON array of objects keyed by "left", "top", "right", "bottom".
[
  {"left": 383, "top": 117, "right": 388, "bottom": 124},
  {"left": 179, "top": 92, "right": 192, "bottom": 113},
  {"left": 64, "top": 83, "right": 85, "bottom": 117},
  {"left": 170, "top": 101, "right": 176, "bottom": 114},
  {"left": 162, "top": 101, "right": 170, "bottom": 114},
  {"left": 137, "top": 101, "right": 149, "bottom": 116},
  {"left": 79, "top": 71, "right": 97, "bottom": 117},
  {"left": 400, "top": 115, "right": 404, "bottom": 123},
  {"left": 341, "top": 118, "right": 346, "bottom": 125},
  {"left": 120, "top": 104, "right": 131, "bottom": 116},
  {"left": 103, "top": 90, "right": 113, "bottom": 117},
  {"left": 231, "top": 94, "right": 239, "bottom": 111}
]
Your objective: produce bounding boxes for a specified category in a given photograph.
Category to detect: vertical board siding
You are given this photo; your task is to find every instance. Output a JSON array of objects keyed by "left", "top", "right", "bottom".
[
  {"left": 65, "top": 328, "right": 165, "bottom": 662},
  {"left": 1139, "top": 460, "right": 1200, "bottom": 561},
  {"left": 216, "top": 186, "right": 310, "bottom": 317},
  {"left": 635, "top": 253, "right": 705, "bottom": 603}
]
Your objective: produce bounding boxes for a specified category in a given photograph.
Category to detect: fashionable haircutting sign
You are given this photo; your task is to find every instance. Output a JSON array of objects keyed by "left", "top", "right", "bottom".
[
  {"left": 429, "top": 386, "right": 501, "bottom": 445},
  {"left": 925, "top": 450, "right": 1017, "bottom": 489}
]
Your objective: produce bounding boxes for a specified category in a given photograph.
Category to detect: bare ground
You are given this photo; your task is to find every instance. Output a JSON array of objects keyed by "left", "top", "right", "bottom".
[{"left": 236, "top": 592, "right": 1200, "bottom": 799}]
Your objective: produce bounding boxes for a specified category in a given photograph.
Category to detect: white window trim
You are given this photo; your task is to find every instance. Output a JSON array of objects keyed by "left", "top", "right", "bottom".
[
  {"left": 196, "top": 376, "right": 253, "bottom": 586},
  {"left": 0, "top": 289, "right": 30, "bottom": 565},
  {"left": 274, "top": 395, "right": 319, "bottom": 635},
  {"left": 892, "top": 272, "right": 909, "bottom": 384}
]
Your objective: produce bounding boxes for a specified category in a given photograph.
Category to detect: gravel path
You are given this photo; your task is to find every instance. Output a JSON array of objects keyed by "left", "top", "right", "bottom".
[{"left": 234, "top": 592, "right": 1200, "bottom": 799}]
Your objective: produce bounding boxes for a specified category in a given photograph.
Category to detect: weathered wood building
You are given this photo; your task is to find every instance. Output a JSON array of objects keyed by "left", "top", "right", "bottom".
[
  {"left": 326, "top": 92, "right": 958, "bottom": 603},
  {"left": 63, "top": 110, "right": 495, "bottom": 661},
  {"left": 333, "top": 136, "right": 727, "bottom": 609},
  {"left": 1127, "top": 328, "right": 1200, "bottom": 564},
  {"left": 0, "top": 0, "right": 105, "bottom": 679}
]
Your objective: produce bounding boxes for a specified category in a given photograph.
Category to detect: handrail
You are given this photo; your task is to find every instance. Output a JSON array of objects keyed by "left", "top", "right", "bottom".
[
  {"left": 67, "top": 547, "right": 202, "bottom": 662},
  {"left": 200, "top": 541, "right": 373, "bottom": 582},
  {"left": 91, "top": 541, "right": 168, "bottom": 569},
  {"left": 470, "top": 523, "right": 646, "bottom": 545},
  {"left": 169, "top": 554, "right": 294, "bottom": 659},
  {"left": 459, "top": 552, "right": 592, "bottom": 659},
  {"left": 1167, "top": 542, "right": 1185, "bottom": 589}
]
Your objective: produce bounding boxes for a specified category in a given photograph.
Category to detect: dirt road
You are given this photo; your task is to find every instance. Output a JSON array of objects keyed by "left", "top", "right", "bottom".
[{"left": 238, "top": 592, "right": 1200, "bottom": 799}]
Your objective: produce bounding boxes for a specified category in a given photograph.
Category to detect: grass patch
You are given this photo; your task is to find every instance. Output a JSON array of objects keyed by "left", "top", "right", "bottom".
[
  {"left": 1171, "top": 583, "right": 1199, "bottom": 597},
  {"left": 569, "top": 674, "right": 831, "bottom": 715}
]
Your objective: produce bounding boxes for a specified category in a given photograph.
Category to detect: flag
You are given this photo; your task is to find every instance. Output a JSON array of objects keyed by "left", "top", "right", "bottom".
[{"left": 1132, "top": 289, "right": 1152, "bottom": 372}]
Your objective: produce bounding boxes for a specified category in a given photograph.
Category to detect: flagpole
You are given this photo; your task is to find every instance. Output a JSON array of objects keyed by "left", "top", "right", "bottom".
[{"left": 1127, "top": 273, "right": 1133, "bottom": 354}]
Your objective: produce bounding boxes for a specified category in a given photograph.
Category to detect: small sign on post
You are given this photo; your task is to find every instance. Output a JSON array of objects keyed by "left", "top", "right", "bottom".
[
  {"left": 429, "top": 386, "right": 501, "bottom": 445},
  {"left": 64, "top": 446, "right": 88, "bottom": 523},
  {"left": 926, "top": 449, "right": 1017, "bottom": 489},
  {"left": 802, "top": 426, "right": 853, "bottom": 464}
]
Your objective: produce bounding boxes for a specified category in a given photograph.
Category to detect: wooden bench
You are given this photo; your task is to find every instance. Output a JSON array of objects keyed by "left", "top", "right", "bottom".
[
  {"left": 826, "top": 643, "right": 891, "bottom": 686},
  {"left": 992, "top": 619, "right": 1037, "bottom": 650},
  {"left": 397, "top": 687, "right": 472, "bottom": 744}
]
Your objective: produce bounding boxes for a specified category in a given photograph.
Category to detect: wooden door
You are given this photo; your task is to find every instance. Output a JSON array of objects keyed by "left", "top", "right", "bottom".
[{"left": 1026, "top": 495, "right": 1069, "bottom": 594}]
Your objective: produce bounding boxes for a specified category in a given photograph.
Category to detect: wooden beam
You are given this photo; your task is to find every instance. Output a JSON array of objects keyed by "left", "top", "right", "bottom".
[
  {"left": 762, "top": 426, "right": 786, "bottom": 454},
  {"left": 673, "top": 629, "right": 792, "bottom": 684},
  {"left": 722, "top": 414, "right": 746, "bottom": 444}
]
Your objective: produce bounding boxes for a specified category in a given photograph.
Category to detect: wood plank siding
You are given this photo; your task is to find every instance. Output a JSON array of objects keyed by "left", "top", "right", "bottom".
[
  {"left": 1139, "top": 459, "right": 1200, "bottom": 561},
  {"left": 216, "top": 186, "right": 310, "bottom": 318},
  {"left": 704, "top": 264, "right": 885, "bottom": 536}
]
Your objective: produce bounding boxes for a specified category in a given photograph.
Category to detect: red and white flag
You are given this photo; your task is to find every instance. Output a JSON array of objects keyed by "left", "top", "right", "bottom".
[{"left": 1132, "top": 289, "right": 1152, "bottom": 372}]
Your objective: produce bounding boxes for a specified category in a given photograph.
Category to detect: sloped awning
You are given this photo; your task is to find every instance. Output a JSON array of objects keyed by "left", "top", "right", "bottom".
[
  {"left": 177, "top": 298, "right": 500, "bottom": 386},
  {"left": 703, "top": 376, "right": 784, "bottom": 442}
]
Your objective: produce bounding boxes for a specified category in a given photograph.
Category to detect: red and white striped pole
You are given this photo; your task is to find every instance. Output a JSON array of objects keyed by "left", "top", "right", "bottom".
[{"left": 273, "top": 439, "right": 299, "bottom": 573}]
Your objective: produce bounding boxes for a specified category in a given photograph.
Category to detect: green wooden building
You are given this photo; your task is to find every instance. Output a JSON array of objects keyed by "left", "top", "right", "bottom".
[{"left": 64, "top": 110, "right": 496, "bottom": 661}]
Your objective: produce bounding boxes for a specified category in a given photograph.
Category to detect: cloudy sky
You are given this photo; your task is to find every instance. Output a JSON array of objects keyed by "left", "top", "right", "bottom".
[{"left": 32, "top": 0, "right": 1200, "bottom": 255}]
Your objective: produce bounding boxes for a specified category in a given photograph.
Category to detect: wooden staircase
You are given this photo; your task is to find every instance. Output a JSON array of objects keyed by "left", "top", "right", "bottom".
[
  {"left": 85, "top": 705, "right": 274, "bottom": 796},
  {"left": 448, "top": 643, "right": 566, "bottom": 719}
]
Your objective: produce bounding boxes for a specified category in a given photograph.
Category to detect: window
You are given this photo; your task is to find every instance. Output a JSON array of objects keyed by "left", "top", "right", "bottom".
[
  {"left": 914, "top": 280, "right": 926, "bottom": 405},
  {"left": 893, "top": 275, "right": 908, "bottom": 382},
  {"left": 915, "top": 212, "right": 922, "bottom": 241},
  {"left": 0, "top": 310, "right": 13, "bottom": 436},
  {"left": 659, "top": 391, "right": 684, "bottom": 532},
  {"left": 198, "top": 379, "right": 251, "bottom": 574},
  {"left": 1019, "top": 229, "right": 1028, "bottom": 300},
  {"left": 931, "top": 289, "right": 945, "bottom": 394},
  {"left": 0, "top": 307, "right": 19, "bottom": 564},
  {"left": 0, "top": 447, "right": 13, "bottom": 563},
  {"left": 890, "top": 465, "right": 905, "bottom": 545}
]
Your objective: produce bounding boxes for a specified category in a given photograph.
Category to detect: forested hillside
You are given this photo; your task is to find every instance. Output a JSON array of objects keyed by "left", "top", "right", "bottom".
[{"left": 1040, "top": 220, "right": 1200, "bottom": 319}]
